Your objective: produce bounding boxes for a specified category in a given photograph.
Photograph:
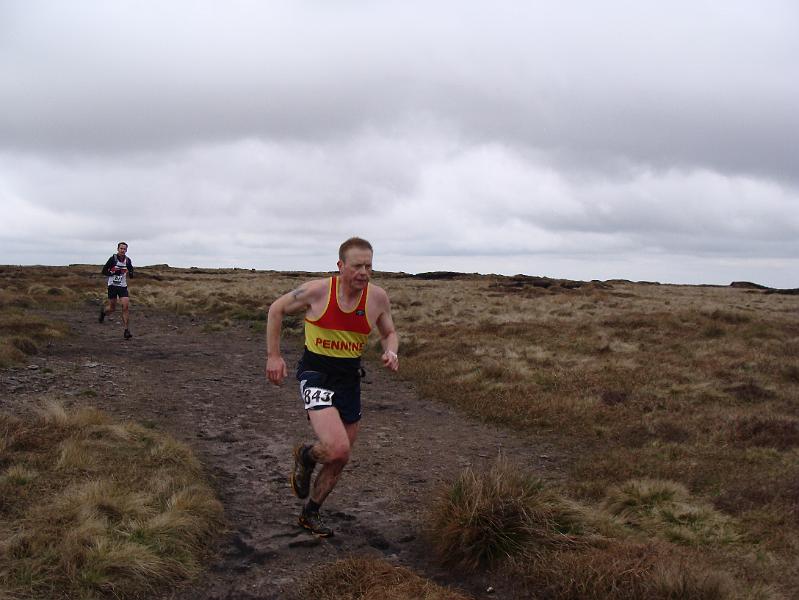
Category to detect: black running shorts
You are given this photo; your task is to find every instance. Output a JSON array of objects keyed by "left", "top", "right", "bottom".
[
  {"left": 108, "top": 285, "right": 129, "bottom": 299},
  {"left": 296, "top": 369, "right": 362, "bottom": 424}
]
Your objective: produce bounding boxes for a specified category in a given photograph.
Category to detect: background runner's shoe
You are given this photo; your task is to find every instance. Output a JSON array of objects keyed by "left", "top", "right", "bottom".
[
  {"left": 290, "top": 444, "right": 315, "bottom": 499},
  {"left": 99, "top": 308, "right": 105, "bottom": 323},
  {"left": 123, "top": 329, "right": 132, "bottom": 339},
  {"left": 298, "top": 511, "right": 333, "bottom": 537}
]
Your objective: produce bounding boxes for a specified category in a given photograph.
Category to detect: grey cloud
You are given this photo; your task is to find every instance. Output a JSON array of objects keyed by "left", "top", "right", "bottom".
[
  {"left": 1, "top": 1, "right": 797, "bottom": 288},
  {"left": 2, "top": 131, "right": 796, "bottom": 268},
  {"left": 2, "top": 1, "right": 797, "bottom": 184}
]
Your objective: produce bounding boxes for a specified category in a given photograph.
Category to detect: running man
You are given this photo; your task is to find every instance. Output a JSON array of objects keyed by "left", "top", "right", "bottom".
[
  {"left": 99, "top": 242, "right": 134, "bottom": 339},
  {"left": 265, "top": 237, "right": 399, "bottom": 537}
]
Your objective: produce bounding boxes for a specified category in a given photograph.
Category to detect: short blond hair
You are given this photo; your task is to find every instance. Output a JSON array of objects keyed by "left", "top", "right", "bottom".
[{"left": 338, "top": 237, "right": 373, "bottom": 262}]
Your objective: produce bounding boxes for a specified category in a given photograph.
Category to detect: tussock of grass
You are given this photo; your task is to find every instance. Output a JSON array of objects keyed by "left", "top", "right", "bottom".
[
  {"left": 10, "top": 336, "right": 38, "bottom": 356},
  {"left": 602, "top": 479, "right": 738, "bottom": 545},
  {"left": 57, "top": 437, "right": 100, "bottom": 470},
  {"left": 427, "top": 458, "right": 599, "bottom": 569},
  {"left": 1, "top": 465, "right": 38, "bottom": 486},
  {"left": 0, "top": 404, "right": 223, "bottom": 600},
  {"left": 508, "top": 541, "right": 738, "bottom": 600},
  {"left": 296, "top": 557, "right": 473, "bottom": 600},
  {"left": 0, "top": 342, "right": 26, "bottom": 368},
  {"left": 38, "top": 400, "right": 70, "bottom": 425},
  {"left": 429, "top": 462, "right": 747, "bottom": 599},
  {"left": 0, "top": 311, "right": 69, "bottom": 339},
  {"left": 648, "top": 563, "right": 739, "bottom": 600},
  {"left": 0, "top": 309, "right": 69, "bottom": 368}
]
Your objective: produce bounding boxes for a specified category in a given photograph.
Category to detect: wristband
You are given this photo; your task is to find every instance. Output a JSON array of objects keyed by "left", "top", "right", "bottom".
[{"left": 386, "top": 350, "right": 398, "bottom": 360}]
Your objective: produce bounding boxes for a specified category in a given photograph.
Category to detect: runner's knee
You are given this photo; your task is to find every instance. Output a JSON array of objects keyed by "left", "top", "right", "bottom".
[{"left": 321, "top": 440, "right": 350, "bottom": 466}]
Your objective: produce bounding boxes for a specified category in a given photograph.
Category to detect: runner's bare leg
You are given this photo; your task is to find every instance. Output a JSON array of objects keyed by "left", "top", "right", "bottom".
[
  {"left": 307, "top": 408, "right": 359, "bottom": 505},
  {"left": 120, "top": 297, "right": 130, "bottom": 329}
]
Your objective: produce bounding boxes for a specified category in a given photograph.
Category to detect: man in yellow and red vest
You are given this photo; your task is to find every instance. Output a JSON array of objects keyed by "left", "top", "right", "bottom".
[{"left": 266, "top": 237, "right": 399, "bottom": 537}]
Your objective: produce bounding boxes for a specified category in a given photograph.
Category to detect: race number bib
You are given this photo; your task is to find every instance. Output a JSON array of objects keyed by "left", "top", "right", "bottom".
[
  {"left": 112, "top": 274, "right": 124, "bottom": 285},
  {"left": 300, "top": 380, "right": 334, "bottom": 410}
]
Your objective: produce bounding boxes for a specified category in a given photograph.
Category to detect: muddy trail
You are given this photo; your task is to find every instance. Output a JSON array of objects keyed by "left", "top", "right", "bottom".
[{"left": 1, "top": 306, "right": 563, "bottom": 599}]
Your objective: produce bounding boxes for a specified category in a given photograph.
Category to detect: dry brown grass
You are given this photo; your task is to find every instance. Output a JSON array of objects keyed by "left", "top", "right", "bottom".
[
  {"left": 602, "top": 479, "right": 738, "bottom": 546},
  {"left": 427, "top": 458, "right": 600, "bottom": 570},
  {"left": 295, "top": 556, "right": 473, "bottom": 600},
  {"left": 425, "top": 458, "right": 773, "bottom": 599},
  {"left": 504, "top": 541, "right": 743, "bottom": 600},
  {"left": 0, "top": 403, "right": 224, "bottom": 599},
  {"left": 0, "top": 310, "right": 69, "bottom": 368},
  {"left": 3, "top": 265, "right": 798, "bottom": 597},
  {"left": 728, "top": 415, "right": 799, "bottom": 450},
  {"left": 0, "top": 266, "right": 82, "bottom": 367},
  {"left": 389, "top": 277, "right": 798, "bottom": 597}
]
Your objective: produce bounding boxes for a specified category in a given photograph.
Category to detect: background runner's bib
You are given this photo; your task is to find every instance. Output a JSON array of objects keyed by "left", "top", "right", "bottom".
[
  {"left": 304, "top": 277, "right": 371, "bottom": 359},
  {"left": 107, "top": 257, "right": 129, "bottom": 287}
]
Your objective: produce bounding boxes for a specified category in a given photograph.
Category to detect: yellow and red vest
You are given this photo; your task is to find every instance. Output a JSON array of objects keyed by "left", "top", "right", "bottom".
[{"left": 304, "top": 277, "right": 371, "bottom": 358}]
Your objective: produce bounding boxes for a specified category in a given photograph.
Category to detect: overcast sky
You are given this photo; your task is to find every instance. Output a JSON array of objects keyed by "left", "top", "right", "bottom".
[{"left": 1, "top": 1, "right": 797, "bottom": 287}]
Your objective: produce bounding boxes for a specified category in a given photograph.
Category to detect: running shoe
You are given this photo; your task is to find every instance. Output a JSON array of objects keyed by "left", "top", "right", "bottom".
[
  {"left": 298, "top": 510, "right": 333, "bottom": 537},
  {"left": 123, "top": 329, "right": 132, "bottom": 339},
  {"left": 98, "top": 307, "right": 105, "bottom": 323},
  {"left": 290, "top": 444, "right": 315, "bottom": 499}
]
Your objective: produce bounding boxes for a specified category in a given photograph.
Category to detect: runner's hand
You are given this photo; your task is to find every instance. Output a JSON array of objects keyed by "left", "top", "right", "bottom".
[
  {"left": 382, "top": 350, "right": 399, "bottom": 372},
  {"left": 266, "top": 355, "right": 288, "bottom": 385}
]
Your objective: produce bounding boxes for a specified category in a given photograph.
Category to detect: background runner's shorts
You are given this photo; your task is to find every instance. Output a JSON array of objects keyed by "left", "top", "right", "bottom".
[
  {"left": 108, "top": 285, "right": 129, "bottom": 299},
  {"left": 296, "top": 369, "right": 362, "bottom": 424}
]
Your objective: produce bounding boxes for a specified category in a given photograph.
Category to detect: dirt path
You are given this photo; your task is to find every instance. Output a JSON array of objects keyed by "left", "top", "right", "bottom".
[{"left": 1, "top": 306, "right": 563, "bottom": 599}]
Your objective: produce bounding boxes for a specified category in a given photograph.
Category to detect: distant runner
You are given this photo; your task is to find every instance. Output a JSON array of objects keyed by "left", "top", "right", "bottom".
[
  {"left": 266, "top": 237, "right": 399, "bottom": 537},
  {"left": 99, "top": 242, "right": 134, "bottom": 339}
]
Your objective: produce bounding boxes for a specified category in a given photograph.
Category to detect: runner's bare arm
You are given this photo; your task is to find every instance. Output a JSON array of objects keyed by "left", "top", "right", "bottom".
[
  {"left": 374, "top": 289, "right": 399, "bottom": 372},
  {"left": 265, "top": 280, "right": 326, "bottom": 386}
]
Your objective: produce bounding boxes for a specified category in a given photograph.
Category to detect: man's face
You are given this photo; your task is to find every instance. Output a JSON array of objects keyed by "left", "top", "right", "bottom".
[
  {"left": 338, "top": 248, "right": 373, "bottom": 290},
  {"left": 117, "top": 244, "right": 128, "bottom": 256}
]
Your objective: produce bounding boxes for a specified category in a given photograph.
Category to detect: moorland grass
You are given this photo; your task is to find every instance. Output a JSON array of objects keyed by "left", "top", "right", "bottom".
[
  {"left": 427, "top": 458, "right": 596, "bottom": 570},
  {"left": 505, "top": 541, "right": 739, "bottom": 600},
  {"left": 0, "top": 310, "right": 69, "bottom": 368},
  {"left": 601, "top": 478, "right": 738, "bottom": 546},
  {"left": 427, "top": 460, "right": 768, "bottom": 600},
  {"left": 0, "top": 403, "right": 224, "bottom": 600},
  {"left": 390, "top": 278, "right": 798, "bottom": 597},
  {"left": 0, "top": 266, "right": 96, "bottom": 367},
  {"left": 295, "top": 556, "right": 473, "bottom": 600},
  {"left": 3, "top": 265, "right": 798, "bottom": 597}
]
